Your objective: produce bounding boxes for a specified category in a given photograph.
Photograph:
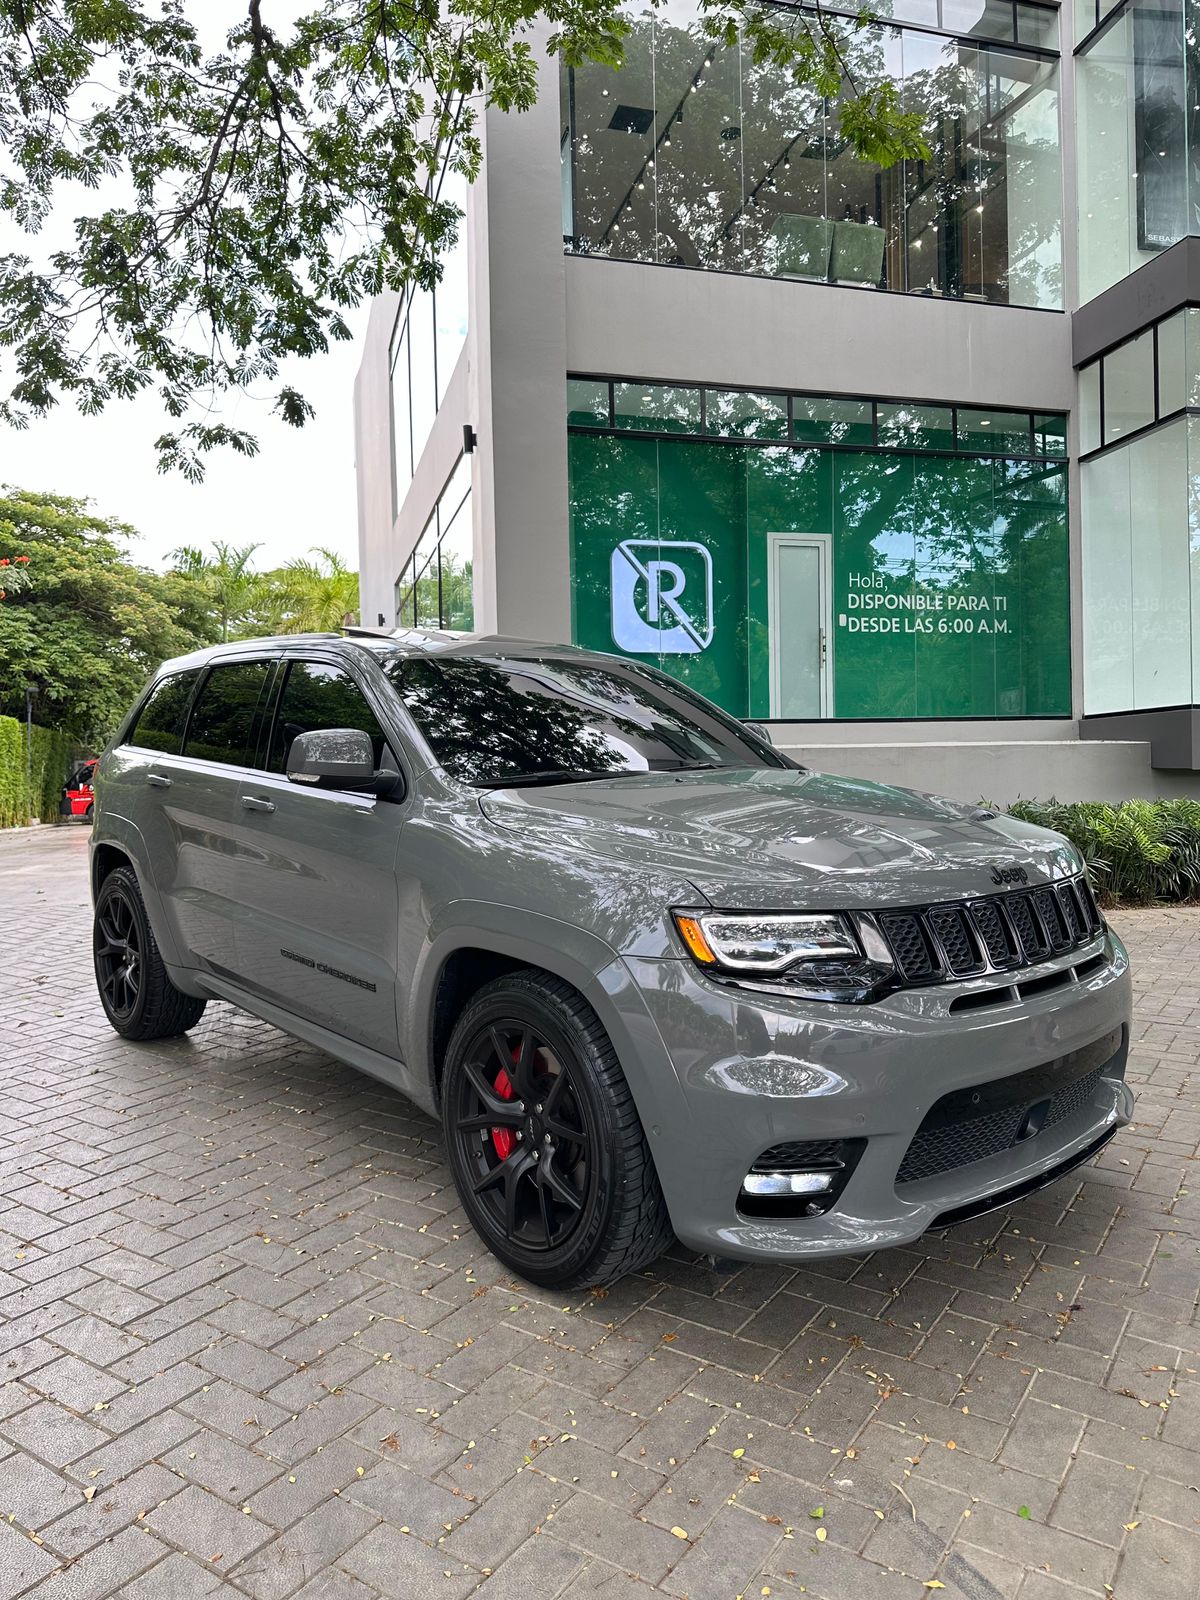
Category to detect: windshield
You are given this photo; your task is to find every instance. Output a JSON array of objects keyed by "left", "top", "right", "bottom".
[{"left": 382, "top": 653, "right": 795, "bottom": 785}]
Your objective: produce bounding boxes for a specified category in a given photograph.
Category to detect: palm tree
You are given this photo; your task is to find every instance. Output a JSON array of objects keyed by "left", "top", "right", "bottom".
[
  {"left": 271, "top": 547, "right": 360, "bottom": 634},
  {"left": 169, "top": 541, "right": 263, "bottom": 641}
]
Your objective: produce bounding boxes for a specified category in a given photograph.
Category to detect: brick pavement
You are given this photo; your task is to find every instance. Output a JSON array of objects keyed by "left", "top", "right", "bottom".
[{"left": 0, "top": 826, "right": 1197, "bottom": 1600}]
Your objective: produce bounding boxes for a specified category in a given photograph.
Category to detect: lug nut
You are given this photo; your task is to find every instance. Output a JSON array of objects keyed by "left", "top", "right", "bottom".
[
  {"left": 531, "top": 1150, "right": 540, "bottom": 1162},
  {"left": 515, "top": 1131, "right": 523, "bottom": 1141},
  {"left": 535, "top": 1103, "right": 544, "bottom": 1113},
  {"left": 543, "top": 1133, "right": 551, "bottom": 1145}
]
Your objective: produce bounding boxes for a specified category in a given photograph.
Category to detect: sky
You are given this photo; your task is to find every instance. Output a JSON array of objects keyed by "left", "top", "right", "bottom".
[
  {"left": 1, "top": 324, "right": 367, "bottom": 574},
  {"left": 0, "top": 1, "right": 367, "bottom": 576}
]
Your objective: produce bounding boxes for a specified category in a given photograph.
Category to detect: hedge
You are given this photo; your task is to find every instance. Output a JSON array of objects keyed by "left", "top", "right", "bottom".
[
  {"left": 1006, "top": 798, "right": 1200, "bottom": 906},
  {"left": 0, "top": 715, "right": 73, "bottom": 828}
]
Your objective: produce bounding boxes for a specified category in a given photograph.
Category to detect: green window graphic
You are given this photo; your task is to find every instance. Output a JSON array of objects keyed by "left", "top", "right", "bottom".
[{"left": 568, "top": 431, "right": 1070, "bottom": 721}]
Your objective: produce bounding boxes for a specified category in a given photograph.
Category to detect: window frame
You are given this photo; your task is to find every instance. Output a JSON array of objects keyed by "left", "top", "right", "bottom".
[
  {"left": 178, "top": 657, "right": 280, "bottom": 771},
  {"left": 123, "top": 669, "right": 204, "bottom": 756},
  {"left": 259, "top": 651, "right": 409, "bottom": 795}
]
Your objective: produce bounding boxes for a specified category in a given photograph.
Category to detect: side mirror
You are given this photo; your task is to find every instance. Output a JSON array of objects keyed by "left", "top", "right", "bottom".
[{"left": 287, "top": 728, "right": 377, "bottom": 790}]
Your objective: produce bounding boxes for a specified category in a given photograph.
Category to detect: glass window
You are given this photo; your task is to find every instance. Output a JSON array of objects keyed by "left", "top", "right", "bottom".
[
  {"left": 383, "top": 653, "right": 791, "bottom": 784},
  {"left": 408, "top": 291, "right": 437, "bottom": 470},
  {"left": 1082, "top": 419, "right": 1191, "bottom": 713},
  {"left": 877, "top": 403, "right": 955, "bottom": 451},
  {"left": 268, "top": 662, "right": 388, "bottom": 774},
  {"left": 957, "top": 408, "right": 1033, "bottom": 455},
  {"left": 793, "top": 396, "right": 874, "bottom": 446},
  {"left": 705, "top": 389, "right": 788, "bottom": 439},
  {"left": 127, "top": 673, "right": 198, "bottom": 755},
  {"left": 1158, "top": 310, "right": 1186, "bottom": 418},
  {"left": 184, "top": 661, "right": 273, "bottom": 768},
  {"left": 1104, "top": 330, "right": 1155, "bottom": 444},
  {"left": 941, "top": 0, "right": 1016, "bottom": 41},
  {"left": 1079, "top": 362, "right": 1102, "bottom": 455},
  {"left": 613, "top": 382, "right": 702, "bottom": 434},
  {"left": 433, "top": 170, "right": 468, "bottom": 408},
  {"left": 1078, "top": 0, "right": 1191, "bottom": 304},
  {"left": 561, "top": 5, "right": 1062, "bottom": 308},
  {"left": 567, "top": 377, "right": 610, "bottom": 427},
  {"left": 1033, "top": 413, "right": 1068, "bottom": 458},
  {"left": 1015, "top": 3, "right": 1058, "bottom": 48},
  {"left": 412, "top": 515, "right": 441, "bottom": 630},
  {"left": 389, "top": 312, "right": 412, "bottom": 503},
  {"left": 439, "top": 492, "right": 474, "bottom": 631}
]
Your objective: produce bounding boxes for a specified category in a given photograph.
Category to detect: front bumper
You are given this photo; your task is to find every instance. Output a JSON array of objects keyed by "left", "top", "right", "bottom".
[{"left": 620, "top": 930, "right": 1133, "bottom": 1261}]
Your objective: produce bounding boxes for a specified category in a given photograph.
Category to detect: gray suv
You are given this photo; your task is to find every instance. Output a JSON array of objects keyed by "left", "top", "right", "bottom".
[{"left": 90, "top": 631, "right": 1134, "bottom": 1288}]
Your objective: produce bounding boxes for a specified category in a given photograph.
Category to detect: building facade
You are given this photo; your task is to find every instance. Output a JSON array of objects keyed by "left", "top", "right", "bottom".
[{"left": 354, "top": 0, "right": 1200, "bottom": 803}]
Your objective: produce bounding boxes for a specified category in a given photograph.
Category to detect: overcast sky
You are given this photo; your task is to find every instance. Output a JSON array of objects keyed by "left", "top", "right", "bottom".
[
  {"left": 0, "top": 1, "right": 367, "bottom": 576},
  {"left": 2, "top": 314, "right": 368, "bottom": 576}
]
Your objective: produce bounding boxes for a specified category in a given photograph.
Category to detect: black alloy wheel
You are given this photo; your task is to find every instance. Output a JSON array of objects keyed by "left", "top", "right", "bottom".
[
  {"left": 92, "top": 865, "right": 207, "bottom": 1040},
  {"left": 94, "top": 883, "right": 142, "bottom": 1022},
  {"left": 441, "top": 970, "right": 673, "bottom": 1288},
  {"left": 448, "top": 1019, "right": 596, "bottom": 1255}
]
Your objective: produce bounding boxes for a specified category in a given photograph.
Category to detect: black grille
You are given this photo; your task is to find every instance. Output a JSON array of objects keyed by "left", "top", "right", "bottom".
[
  {"left": 752, "top": 1139, "right": 853, "bottom": 1172},
  {"left": 878, "top": 911, "right": 936, "bottom": 979},
  {"left": 928, "top": 907, "right": 984, "bottom": 975},
  {"left": 896, "top": 1028, "right": 1124, "bottom": 1185},
  {"left": 876, "top": 876, "right": 1101, "bottom": 988},
  {"left": 969, "top": 899, "right": 1017, "bottom": 966},
  {"left": 1005, "top": 893, "right": 1050, "bottom": 962}
]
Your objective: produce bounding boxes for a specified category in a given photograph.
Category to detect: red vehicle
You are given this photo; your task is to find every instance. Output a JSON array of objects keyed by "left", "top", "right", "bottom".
[{"left": 61, "top": 758, "right": 97, "bottom": 820}]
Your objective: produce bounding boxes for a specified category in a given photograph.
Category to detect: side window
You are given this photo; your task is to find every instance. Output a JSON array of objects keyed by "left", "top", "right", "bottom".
[
  {"left": 183, "top": 661, "right": 274, "bottom": 768},
  {"left": 127, "top": 672, "right": 199, "bottom": 755},
  {"left": 268, "top": 661, "right": 387, "bottom": 774}
]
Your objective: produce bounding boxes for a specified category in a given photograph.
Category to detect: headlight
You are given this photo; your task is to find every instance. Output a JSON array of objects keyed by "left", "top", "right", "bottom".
[{"left": 672, "top": 911, "right": 859, "bottom": 974}]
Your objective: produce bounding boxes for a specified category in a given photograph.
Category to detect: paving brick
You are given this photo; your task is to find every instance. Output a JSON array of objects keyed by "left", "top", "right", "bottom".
[{"left": 3, "top": 833, "right": 1199, "bottom": 1600}]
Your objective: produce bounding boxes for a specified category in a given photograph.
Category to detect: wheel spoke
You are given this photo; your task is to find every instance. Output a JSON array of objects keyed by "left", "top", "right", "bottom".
[
  {"left": 536, "top": 1173, "right": 556, "bottom": 1245},
  {"left": 461, "top": 1057, "right": 519, "bottom": 1119},
  {"left": 457, "top": 1108, "right": 522, "bottom": 1135},
  {"left": 510, "top": 1029, "right": 537, "bottom": 1103},
  {"left": 539, "top": 1149, "right": 585, "bottom": 1214}
]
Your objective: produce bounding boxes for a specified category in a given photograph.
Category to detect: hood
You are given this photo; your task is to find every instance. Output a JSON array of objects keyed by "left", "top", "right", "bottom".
[{"left": 477, "top": 768, "right": 1081, "bottom": 910}]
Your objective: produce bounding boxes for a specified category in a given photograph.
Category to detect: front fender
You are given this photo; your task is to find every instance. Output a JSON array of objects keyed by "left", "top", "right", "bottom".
[
  {"left": 405, "top": 902, "right": 695, "bottom": 1157},
  {"left": 90, "top": 811, "right": 185, "bottom": 970}
]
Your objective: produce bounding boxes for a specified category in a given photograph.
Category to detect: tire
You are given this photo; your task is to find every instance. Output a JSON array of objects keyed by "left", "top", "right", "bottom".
[
  {"left": 93, "top": 865, "right": 207, "bottom": 1040},
  {"left": 441, "top": 969, "right": 674, "bottom": 1289}
]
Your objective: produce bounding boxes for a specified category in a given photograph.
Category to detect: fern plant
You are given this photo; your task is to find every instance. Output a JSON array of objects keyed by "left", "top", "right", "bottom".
[{"left": 1006, "top": 798, "right": 1200, "bottom": 905}]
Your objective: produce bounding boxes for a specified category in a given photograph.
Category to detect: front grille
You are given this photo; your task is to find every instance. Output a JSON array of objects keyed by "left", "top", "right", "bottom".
[
  {"left": 876, "top": 874, "right": 1101, "bottom": 987},
  {"left": 896, "top": 1028, "right": 1124, "bottom": 1185},
  {"left": 752, "top": 1139, "right": 850, "bottom": 1172}
]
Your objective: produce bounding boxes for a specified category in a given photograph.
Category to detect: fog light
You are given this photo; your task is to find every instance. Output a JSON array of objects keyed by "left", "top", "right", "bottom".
[{"left": 741, "top": 1171, "right": 834, "bottom": 1198}]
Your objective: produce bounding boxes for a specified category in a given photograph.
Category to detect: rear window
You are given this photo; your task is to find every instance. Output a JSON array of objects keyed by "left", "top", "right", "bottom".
[
  {"left": 183, "top": 660, "right": 274, "bottom": 768},
  {"left": 126, "top": 672, "right": 198, "bottom": 756}
]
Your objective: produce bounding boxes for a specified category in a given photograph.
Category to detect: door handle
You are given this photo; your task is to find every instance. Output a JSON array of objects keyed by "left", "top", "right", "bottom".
[
  {"left": 241, "top": 795, "right": 276, "bottom": 814},
  {"left": 145, "top": 773, "right": 172, "bottom": 789}
]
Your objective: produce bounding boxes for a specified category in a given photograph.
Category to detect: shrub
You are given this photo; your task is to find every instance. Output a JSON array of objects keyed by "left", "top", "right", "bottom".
[
  {"left": 0, "top": 716, "right": 73, "bottom": 828},
  {"left": 1006, "top": 797, "right": 1200, "bottom": 906}
]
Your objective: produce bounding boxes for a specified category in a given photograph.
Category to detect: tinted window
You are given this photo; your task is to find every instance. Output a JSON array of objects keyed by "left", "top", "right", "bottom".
[
  {"left": 127, "top": 672, "right": 198, "bottom": 755},
  {"left": 383, "top": 654, "right": 793, "bottom": 785},
  {"left": 183, "top": 661, "right": 273, "bottom": 767},
  {"left": 268, "top": 662, "right": 388, "bottom": 774}
]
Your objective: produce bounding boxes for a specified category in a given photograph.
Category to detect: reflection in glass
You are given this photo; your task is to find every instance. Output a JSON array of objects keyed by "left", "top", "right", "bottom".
[
  {"left": 1103, "top": 330, "right": 1156, "bottom": 444},
  {"left": 793, "top": 396, "right": 874, "bottom": 445},
  {"left": 877, "top": 403, "right": 956, "bottom": 450},
  {"left": 567, "top": 377, "right": 610, "bottom": 426},
  {"left": 561, "top": 1, "right": 1062, "bottom": 307},
  {"left": 706, "top": 389, "right": 789, "bottom": 439},
  {"left": 1077, "top": 0, "right": 1197, "bottom": 304},
  {"left": 613, "top": 382, "right": 703, "bottom": 432}
]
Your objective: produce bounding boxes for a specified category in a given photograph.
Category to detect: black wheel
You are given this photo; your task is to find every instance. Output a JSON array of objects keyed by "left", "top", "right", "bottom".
[
  {"left": 441, "top": 969, "right": 673, "bottom": 1289},
  {"left": 93, "top": 865, "right": 207, "bottom": 1040}
]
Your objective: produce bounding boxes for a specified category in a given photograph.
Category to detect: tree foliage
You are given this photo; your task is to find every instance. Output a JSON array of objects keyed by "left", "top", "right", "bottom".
[
  {"left": 0, "top": 1, "right": 926, "bottom": 477},
  {"left": 0, "top": 486, "right": 217, "bottom": 738},
  {"left": 167, "top": 540, "right": 360, "bottom": 636}
]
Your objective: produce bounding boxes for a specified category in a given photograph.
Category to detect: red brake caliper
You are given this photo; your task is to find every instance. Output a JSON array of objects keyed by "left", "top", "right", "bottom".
[{"left": 491, "top": 1063, "right": 517, "bottom": 1160}]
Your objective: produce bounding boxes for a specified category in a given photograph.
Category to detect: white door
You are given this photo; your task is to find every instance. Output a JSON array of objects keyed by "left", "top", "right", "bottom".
[{"left": 768, "top": 534, "right": 832, "bottom": 718}]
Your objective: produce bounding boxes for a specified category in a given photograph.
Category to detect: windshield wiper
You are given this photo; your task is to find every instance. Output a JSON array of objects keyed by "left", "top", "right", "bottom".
[
  {"left": 469, "top": 761, "right": 726, "bottom": 789},
  {"left": 469, "top": 768, "right": 629, "bottom": 788}
]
